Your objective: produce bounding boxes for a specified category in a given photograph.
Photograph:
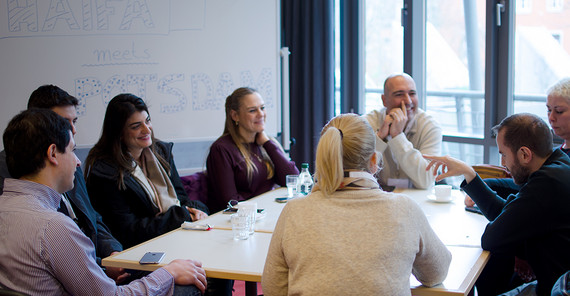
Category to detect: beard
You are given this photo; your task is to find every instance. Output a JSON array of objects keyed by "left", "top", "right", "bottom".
[{"left": 509, "top": 159, "right": 532, "bottom": 185}]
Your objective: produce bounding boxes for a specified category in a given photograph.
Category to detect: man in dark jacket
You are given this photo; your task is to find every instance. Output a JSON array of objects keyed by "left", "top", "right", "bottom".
[
  {"left": 424, "top": 113, "right": 570, "bottom": 296},
  {"left": 0, "top": 85, "right": 127, "bottom": 283}
]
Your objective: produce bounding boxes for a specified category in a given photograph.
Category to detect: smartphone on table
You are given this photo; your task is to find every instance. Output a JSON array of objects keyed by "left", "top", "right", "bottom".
[
  {"left": 223, "top": 208, "right": 265, "bottom": 214},
  {"left": 465, "top": 205, "right": 483, "bottom": 215},
  {"left": 139, "top": 252, "right": 165, "bottom": 264}
]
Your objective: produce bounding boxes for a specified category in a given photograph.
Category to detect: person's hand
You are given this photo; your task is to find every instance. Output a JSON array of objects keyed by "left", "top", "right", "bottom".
[
  {"left": 163, "top": 259, "right": 207, "bottom": 293},
  {"left": 377, "top": 114, "right": 393, "bottom": 141},
  {"left": 255, "top": 131, "right": 270, "bottom": 146},
  {"left": 424, "top": 154, "right": 477, "bottom": 183},
  {"left": 186, "top": 207, "right": 208, "bottom": 221},
  {"left": 388, "top": 101, "right": 408, "bottom": 138},
  {"left": 105, "top": 251, "right": 130, "bottom": 284},
  {"left": 464, "top": 195, "right": 476, "bottom": 207}
]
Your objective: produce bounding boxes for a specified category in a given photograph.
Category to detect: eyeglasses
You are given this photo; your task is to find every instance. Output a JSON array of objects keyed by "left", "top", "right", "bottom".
[{"left": 226, "top": 200, "right": 239, "bottom": 212}]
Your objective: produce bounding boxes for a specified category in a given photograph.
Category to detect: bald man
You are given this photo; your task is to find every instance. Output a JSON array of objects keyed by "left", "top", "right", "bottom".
[{"left": 364, "top": 73, "right": 442, "bottom": 190}]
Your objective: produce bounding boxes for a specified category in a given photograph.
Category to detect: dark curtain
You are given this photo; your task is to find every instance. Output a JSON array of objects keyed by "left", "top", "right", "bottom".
[{"left": 282, "top": 0, "right": 335, "bottom": 169}]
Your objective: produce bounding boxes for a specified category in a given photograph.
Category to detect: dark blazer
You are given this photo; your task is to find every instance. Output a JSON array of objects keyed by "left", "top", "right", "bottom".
[
  {"left": 0, "top": 150, "right": 122, "bottom": 265},
  {"left": 462, "top": 149, "right": 570, "bottom": 296},
  {"left": 85, "top": 141, "right": 209, "bottom": 248}
]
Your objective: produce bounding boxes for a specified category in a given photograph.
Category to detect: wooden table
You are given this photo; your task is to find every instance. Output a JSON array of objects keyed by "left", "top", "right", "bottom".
[
  {"left": 396, "top": 188, "right": 489, "bottom": 248},
  {"left": 104, "top": 228, "right": 271, "bottom": 282},
  {"left": 103, "top": 187, "right": 490, "bottom": 295},
  {"left": 196, "top": 188, "right": 289, "bottom": 233},
  {"left": 399, "top": 188, "right": 490, "bottom": 295}
]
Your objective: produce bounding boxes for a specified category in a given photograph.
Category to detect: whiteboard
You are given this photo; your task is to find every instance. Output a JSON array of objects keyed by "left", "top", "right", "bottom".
[{"left": 0, "top": 0, "right": 280, "bottom": 150}]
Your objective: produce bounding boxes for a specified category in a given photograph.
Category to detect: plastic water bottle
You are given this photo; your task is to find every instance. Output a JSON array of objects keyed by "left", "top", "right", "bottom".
[{"left": 298, "top": 163, "right": 314, "bottom": 195}]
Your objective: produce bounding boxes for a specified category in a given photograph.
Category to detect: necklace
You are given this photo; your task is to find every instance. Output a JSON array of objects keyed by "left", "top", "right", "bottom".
[
  {"left": 247, "top": 143, "right": 263, "bottom": 163},
  {"left": 251, "top": 150, "right": 263, "bottom": 163}
]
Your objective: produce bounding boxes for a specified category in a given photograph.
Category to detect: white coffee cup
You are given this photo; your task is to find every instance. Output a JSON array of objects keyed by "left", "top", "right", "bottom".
[{"left": 434, "top": 184, "right": 453, "bottom": 201}]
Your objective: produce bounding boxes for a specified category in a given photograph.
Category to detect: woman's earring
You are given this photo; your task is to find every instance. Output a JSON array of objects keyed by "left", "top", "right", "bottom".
[
  {"left": 370, "top": 152, "right": 381, "bottom": 175},
  {"left": 235, "top": 121, "right": 239, "bottom": 126}
]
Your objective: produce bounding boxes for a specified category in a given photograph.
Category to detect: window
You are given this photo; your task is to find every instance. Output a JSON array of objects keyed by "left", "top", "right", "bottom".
[
  {"left": 363, "top": 0, "right": 404, "bottom": 113},
  {"left": 425, "top": 0, "right": 486, "bottom": 139},
  {"left": 546, "top": 0, "right": 563, "bottom": 12},
  {"left": 513, "top": 0, "right": 570, "bottom": 124},
  {"left": 337, "top": 0, "right": 565, "bottom": 172},
  {"left": 424, "top": 0, "right": 487, "bottom": 167},
  {"left": 517, "top": 0, "right": 532, "bottom": 14}
]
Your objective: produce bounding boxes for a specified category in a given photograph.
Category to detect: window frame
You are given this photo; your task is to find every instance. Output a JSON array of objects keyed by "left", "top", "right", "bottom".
[{"left": 337, "top": 0, "right": 521, "bottom": 165}]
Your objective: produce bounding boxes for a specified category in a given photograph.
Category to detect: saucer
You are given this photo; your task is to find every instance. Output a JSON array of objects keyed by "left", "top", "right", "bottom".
[
  {"left": 427, "top": 194, "right": 453, "bottom": 203},
  {"left": 255, "top": 212, "right": 266, "bottom": 221}
]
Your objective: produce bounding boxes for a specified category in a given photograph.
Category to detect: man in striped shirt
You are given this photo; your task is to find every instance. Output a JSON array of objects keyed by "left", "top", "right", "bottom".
[
  {"left": 0, "top": 109, "right": 206, "bottom": 295},
  {"left": 0, "top": 84, "right": 130, "bottom": 283}
]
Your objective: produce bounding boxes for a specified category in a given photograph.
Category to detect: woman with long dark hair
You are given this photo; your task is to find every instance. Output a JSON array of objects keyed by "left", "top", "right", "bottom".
[{"left": 85, "top": 93, "right": 208, "bottom": 248}]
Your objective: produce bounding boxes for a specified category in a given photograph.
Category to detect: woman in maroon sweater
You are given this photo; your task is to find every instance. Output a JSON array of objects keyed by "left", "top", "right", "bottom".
[{"left": 206, "top": 87, "right": 299, "bottom": 213}]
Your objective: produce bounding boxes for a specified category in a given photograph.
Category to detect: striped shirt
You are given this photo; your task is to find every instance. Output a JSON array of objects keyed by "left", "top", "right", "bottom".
[{"left": 0, "top": 178, "right": 174, "bottom": 296}]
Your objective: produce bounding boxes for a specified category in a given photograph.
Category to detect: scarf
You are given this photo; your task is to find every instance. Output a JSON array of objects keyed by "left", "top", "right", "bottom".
[
  {"left": 313, "top": 170, "right": 380, "bottom": 192},
  {"left": 339, "top": 170, "right": 380, "bottom": 190},
  {"left": 132, "top": 148, "right": 180, "bottom": 215}
]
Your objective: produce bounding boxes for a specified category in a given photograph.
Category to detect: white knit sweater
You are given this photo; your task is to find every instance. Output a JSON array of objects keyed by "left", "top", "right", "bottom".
[{"left": 262, "top": 189, "right": 451, "bottom": 296}]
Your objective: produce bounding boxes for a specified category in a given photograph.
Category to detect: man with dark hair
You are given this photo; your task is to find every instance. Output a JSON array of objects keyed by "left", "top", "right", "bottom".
[
  {"left": 3, "top": 109, "right": 74, "bottom": 180},
  {"left": 0, "top": 109, "right": 206, "bottom": 295},
  {"left": 27, "top": 84, "right": 79, "bottom": 109},
  {"left": 0, "top": 85, "right": 127, "bottom": 282},
  {"left": 425, "top": 113, "right": 570, "bottom": 296}
]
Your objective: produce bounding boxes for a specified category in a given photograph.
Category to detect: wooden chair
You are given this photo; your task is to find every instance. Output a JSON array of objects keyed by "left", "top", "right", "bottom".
[{"left": 472, "top": 164, "right": 511, "bottom": 179}]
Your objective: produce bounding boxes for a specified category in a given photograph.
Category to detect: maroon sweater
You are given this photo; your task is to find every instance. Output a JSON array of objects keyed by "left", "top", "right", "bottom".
[{"left": 206, "top": 135, "right": 299, "bottom": 213}]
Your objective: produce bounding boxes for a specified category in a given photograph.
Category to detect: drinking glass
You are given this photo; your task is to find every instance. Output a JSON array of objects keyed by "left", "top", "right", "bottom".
[
  {"left": 231, "top": 214, "right": 250, "bottom": 240},
  {"left": 286, "top": 175, "right": 299, "bottom": 198},
  {"left": 237, "top": 202, "right": 257, "bottom": 235}
]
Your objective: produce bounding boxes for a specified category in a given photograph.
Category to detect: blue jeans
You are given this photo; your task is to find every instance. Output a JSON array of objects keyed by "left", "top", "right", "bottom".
[
  {"left": 173, "top": 284, "right": 203, "bottom": 296},
  {"left": 498, "top": 281, "right": 537, "bottom": 296},
  {"left": 205, "top": 278, "right": 233, "bottom": 296},
  {"left": 551, "top": 271, "right": 570, "bottom": 296}
]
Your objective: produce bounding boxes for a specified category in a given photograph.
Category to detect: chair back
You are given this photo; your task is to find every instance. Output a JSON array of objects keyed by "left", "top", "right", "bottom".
[{"left": 180, "top": 171, "right": 209, "bottom": 205}]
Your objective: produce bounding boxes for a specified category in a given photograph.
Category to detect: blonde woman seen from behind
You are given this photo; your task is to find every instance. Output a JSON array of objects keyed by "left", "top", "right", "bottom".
[{"left": 262, "top": 114, "right": 451, "bottom": 295}]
